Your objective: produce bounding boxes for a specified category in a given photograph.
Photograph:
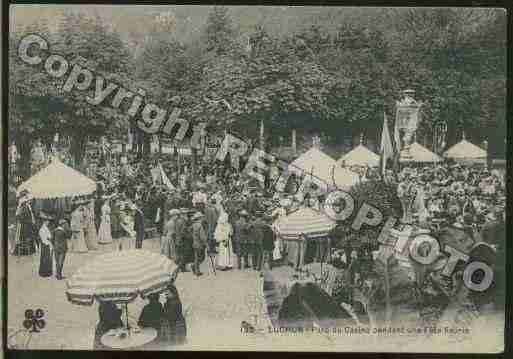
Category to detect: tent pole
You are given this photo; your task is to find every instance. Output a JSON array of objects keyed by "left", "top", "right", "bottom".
[{"left": 125, "top": 303, "right": 130, "bottom": 332}]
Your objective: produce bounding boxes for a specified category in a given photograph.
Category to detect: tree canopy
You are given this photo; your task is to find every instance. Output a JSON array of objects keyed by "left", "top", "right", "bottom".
[{"left": 9, "top": 7, "right": 507, "bottom": 178}]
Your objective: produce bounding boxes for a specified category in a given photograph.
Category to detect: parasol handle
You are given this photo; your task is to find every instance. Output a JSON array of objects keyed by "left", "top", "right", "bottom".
[{"left": 125, "top": 303, "right": 130, "bottom": 333}]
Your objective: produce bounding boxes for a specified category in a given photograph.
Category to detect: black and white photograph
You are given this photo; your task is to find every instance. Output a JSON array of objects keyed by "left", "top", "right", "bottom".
[{"left": 5, "top": 4, "right": 507, "bottom": 353}]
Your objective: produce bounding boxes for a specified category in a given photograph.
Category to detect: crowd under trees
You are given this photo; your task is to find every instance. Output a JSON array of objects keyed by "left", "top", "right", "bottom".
[{"left": 9, "top": 7, "right": 507, "bottom": 179}]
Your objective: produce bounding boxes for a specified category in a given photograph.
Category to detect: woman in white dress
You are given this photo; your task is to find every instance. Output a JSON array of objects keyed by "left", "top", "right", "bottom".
[
  {"left": 214, "top": 212, "right": 233, "bottom": 270},
  {"left": 271, "top": 203, "right": 288, "bottom": 262},
  {"left": 97, "top": 199, "right": 113, "bottom": 245},
  {"left": 83, "top": 200, "right": 99, "bottom": 250}
]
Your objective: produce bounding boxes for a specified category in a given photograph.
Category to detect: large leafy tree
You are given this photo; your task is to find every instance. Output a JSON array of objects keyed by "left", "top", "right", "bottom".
[
  {"left": 51, "top": 13, "right": 133, "bottom": 166},
  {"left": 9, "top": 19, "right": 63, "bottom": 178},
  {"left": 9, "top": 13, "right": 134, "bottom": 175}
]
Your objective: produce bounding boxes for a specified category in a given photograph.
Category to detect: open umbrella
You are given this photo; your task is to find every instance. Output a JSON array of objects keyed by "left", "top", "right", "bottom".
[
  {"left": 66, "top": 250, "right": 177, "bottom": 306},
  {"left": 66, "top": 250, "right": 177, "bottom": 330},
  {"left": 273, "top": 207, "right": 336, "bottom": 240}
]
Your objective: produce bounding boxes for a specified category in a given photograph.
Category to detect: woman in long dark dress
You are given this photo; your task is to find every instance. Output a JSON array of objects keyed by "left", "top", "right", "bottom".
[
  {"left": 38, "top": 214, "right": 53, "bottom": 277},
  {"left": 13, "top": 190, "right": 37, "bottom": 256},
  {"left": 138, "top": 293, "right": 163, "bottom": 331},
  {"left": 159, "top": 284, "right": 187, "bottom": 346},
  {"left": 93, "top": 302, "right": 123, "bottom": 350}
]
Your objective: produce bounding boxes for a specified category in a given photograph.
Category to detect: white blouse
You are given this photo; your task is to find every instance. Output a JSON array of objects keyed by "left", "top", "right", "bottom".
[{"left": 39, "top": 224, "right": 52, "bottom": 246}]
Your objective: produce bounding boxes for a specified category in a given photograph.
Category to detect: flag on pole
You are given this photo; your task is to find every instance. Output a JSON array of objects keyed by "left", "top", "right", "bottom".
[
  {"left": 159, "top": 163, "right": 175, "bottom": 191},
  {"left": 393, "top": 110, "right": 401, "bottom": 171},
  {"left": 380, "top": 112, "right": 394, "bottom": 175},
  {"left": 393, "top": 110, "right": 401, "bottom": 153}
]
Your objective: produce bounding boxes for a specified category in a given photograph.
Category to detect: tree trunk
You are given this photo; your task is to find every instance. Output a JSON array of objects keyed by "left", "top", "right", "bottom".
[
  {"left": 70, "top": 132, "right": 87, "bottom": 168},
  {"left": 191, "top": 147, "right": 198, "bottom": 186},
  {"left": 17, "top": 137, "right": 32, "bottom": 181}
]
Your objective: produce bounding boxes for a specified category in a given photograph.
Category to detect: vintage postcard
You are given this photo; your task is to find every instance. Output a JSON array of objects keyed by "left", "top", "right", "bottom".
[{"left": 5, "top": 4, "right": 507, "bottom": 353}]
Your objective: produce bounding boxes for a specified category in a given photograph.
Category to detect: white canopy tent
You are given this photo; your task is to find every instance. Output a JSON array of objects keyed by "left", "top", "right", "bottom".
[
  {"left": 443, "top": 139, "right": 487, "bottom": 164},
  {"left": 288, "top": 148, "right": 361, "bottom": 190},
  {"left": 17, "top": 157, "right": 97, "bottom": 199},
  {"left": 400, "top": 142, "right": 442, "bottom": 163},
  {"left": 337, "top": 144, "right": 380, "bottom": 167}
]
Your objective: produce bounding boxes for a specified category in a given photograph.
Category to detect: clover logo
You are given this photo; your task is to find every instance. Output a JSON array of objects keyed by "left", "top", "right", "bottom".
[{"left": 23, "top": 309, "right": 45, "bottom": 333}]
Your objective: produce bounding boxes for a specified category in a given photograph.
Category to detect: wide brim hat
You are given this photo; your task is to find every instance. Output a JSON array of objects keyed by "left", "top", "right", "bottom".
[
  {"left": 239, "top": 209, "right": 249, "bottom": 216},
  {"left": 58, "top": 219, "right": 68, "bottom": 225},
  {"left": 168, "top": 209, "right": 180, "bottom": 217},
  {"left": 39, "top": 212, "right": 53, "bottom": 220},
  {"left": 192, "top": 212, "right": 204, "bottom": 220}
]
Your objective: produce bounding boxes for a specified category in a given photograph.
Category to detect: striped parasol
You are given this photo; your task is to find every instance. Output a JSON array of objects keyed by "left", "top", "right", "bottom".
[
  {"left": 66, "top": 250, "right": 177, "bottom": 306},
  {"left": 273, "top": 207, "right": 336, "bottom": 240}
]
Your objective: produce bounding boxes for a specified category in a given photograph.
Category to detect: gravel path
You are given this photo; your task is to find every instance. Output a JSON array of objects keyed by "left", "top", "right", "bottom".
[
  {"left": 7, "top": 237, "right": 504, "bottom": 352},
  {"left": 7, "top": 237, "right": 266, "bottom": 350}
]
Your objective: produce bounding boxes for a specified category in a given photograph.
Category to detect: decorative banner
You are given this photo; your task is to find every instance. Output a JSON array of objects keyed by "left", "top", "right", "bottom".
[{"left": 395, "top": 104, "right": 421, "bottom": 131}]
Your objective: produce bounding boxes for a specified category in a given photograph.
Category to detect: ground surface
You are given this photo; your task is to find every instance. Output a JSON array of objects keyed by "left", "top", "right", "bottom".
[
  {"left": 7, "top": 237, "right": 272, "bottom": 350},
  {"left": 7, "top": 237, "right": 504, "bottom": 352}
]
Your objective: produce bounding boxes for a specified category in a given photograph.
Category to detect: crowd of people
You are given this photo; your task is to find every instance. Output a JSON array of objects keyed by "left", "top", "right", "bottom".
[{"left": 8, "top": 136, "right": 506, "bottom": 337}]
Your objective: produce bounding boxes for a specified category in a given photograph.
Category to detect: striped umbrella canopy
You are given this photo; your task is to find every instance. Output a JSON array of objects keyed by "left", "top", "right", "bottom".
[
  {"left": 273, "top": 207, "right": 336, "bottom": 240},
  {"left": 66, "top": 250, "right": 177, "bottom": 306}
]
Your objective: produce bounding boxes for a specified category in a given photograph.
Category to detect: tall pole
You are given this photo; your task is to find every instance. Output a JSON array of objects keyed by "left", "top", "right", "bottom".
[
  {"left": 259, "top": 119, "right": 265, "bottom": 150},
  {"left": 292, "top": 129, "right": 297, "bottom": 156}
]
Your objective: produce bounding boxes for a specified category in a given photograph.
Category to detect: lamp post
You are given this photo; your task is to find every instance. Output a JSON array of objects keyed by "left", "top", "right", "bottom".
[
  {"left": 396, "top": 89, "right": 423, "bottom": 161},
  {"left": 433, "top": 119, "right": 447, "bottom": 155}
]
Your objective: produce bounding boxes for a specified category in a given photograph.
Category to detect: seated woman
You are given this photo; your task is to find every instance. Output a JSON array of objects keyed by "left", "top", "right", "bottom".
[
  {"left": 138, "top": 293, "right": 163, "bottom": 331},
  {"left": 158, "top": 284, "right": 187, "bottom": 347},
  {"left": 93, "top": 302, "right": 123, "bottom": 350}
]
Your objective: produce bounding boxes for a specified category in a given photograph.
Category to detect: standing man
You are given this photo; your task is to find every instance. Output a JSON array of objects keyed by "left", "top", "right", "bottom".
[
  {"left": 261, "top": 218, "right": 276, "bottom": 272},
  {"left": 162, "top": 209, "right": 179, "bottom": 261},
  {"left": 191, "top": 212, "right": 207, "bottom": 277},
  {"left": 234, "top": 210, "right": 250, "bottom": 270},
  {"left": 174, "top": 209, "right": 188, "bottom": 272},
  {"left": 204, "top": 199, "right": 219, "bottom": 257},
  {"left": 133, "top": 203, "right": 145, "bottom": 249},
  {"left": 52, "top": 219, "right": 70, "bottom": 280},
  {"left": 250, "top": 215, "right": 264, "bottom": 272}
]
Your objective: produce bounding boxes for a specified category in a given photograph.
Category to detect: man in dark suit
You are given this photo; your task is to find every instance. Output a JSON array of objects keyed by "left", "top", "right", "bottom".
[
  {"left": 250, "top": 215, "right": 265, "bottom": 271},
  {"left": 234, "top": 210, "right": 250, "bottom": 270},
  {"left": 133, "top": 203, "right": 145, "bottom": 249},
  {"left": 53, "top": 218, "right": 70, "bottom": 280},
  {"left": 204, "top": 200, "right": 218, "bottom": 254},
  {"left": 261, "top": 218, "right": 276, "bottom": 272},
  {"left": 191, "top": 212, "right": 207, "bottom": 276}
]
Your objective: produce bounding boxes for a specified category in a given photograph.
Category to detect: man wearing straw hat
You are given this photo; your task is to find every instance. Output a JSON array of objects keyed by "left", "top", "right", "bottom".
[
  {"left": 162, "top": 209, "right": 180, "bottom": 261},
  {"left": 52, "top": 218, "right": 70, "bottom": 280},
  {"left": 191, "top": 212, "right": 207, "bottom": 276},
  {"left": 132, "top": 202, "right": 145, "bottom": 249},
  {"left": 234, "top": 210, "right": 250, "bottom": 270}
]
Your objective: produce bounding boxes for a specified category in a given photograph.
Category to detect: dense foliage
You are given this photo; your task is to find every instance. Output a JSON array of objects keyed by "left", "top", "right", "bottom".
[
  {"left": 331, "top": 180, "right": 402, "bottom": 249},
  {"left": 9, "top": 7, "right": 507, "bottom": 177}
]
